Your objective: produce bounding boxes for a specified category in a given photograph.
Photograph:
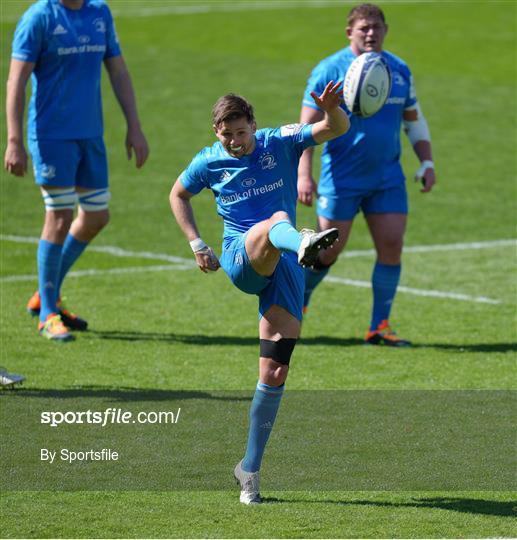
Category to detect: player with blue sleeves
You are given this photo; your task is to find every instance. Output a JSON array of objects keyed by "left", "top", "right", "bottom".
[
  {"left": 4, "top": 0, "right": 149, "bottom": 341},
  {"left": 170, "top": 86, "right": 349, "bottom": 504},
  {"left": 298, "top": 2, "right": 436, "bottom": 346}
]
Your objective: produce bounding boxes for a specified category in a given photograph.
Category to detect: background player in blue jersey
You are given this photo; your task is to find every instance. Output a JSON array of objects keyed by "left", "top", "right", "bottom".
[
  {"left": 170, "top": 85, "right": 349, "bottom": 504},
  {"left": 4, "top": 0, "right": 149, "bottom": 341},
  {"left": 298, "top": 3, "right": 436, "bottom": 346}
]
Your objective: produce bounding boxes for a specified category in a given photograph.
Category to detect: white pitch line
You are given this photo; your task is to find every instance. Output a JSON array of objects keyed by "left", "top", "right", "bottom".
[
  {"left": 0, "top": 264, "right": 189, "bottom": 283},
  {"left": 104, "top": 1, "right": 443, "bottom": 19},
  {"left": 2, "top": 234, "right": 514, "bottom": 260},
  {"left": 0, "top": 234, "right": 194, "bottom": 265},
  {"left": 0, "top": 0, "right": 437, "bottom": 24},
  {"left": 335, "top": 239, "right": 517, "bottom": 258},
  {"left": 325, "top": 276, "right": 502, "bottom": 305},
  {"left": 0, "top": 234, "right": 510, "bottom": 304}
]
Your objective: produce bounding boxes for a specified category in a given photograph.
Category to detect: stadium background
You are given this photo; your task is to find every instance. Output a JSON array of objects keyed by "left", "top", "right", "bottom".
[{"left": 1, "top": 1, "right": 515, "bottom": 537}]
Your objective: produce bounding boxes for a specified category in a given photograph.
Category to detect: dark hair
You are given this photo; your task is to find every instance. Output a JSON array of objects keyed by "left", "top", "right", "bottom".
[
  {"left": 347, "top": 3, "right": 386, "bottom": 27},
  {"left": 212, "top": 94, "right": 255, "bottom": 127}
]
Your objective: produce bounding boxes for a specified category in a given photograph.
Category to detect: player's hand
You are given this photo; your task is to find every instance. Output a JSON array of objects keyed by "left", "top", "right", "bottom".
[
  {"left": 194, "top": 247, "right": 220, "bottom": 273},
  {"left": 126, "top": 127, "right": 150, "bottom": 169},
  {"left": 297, "top": 174, "right": 317, "bottom": 206},
  {"left": 311, "top": 80, "right": 343, "bottom": 113},
  {"left": 4, "top": 141, "right": 28, "bottom": 177},
  {"left": 415, "top": 163, "right": 436, "bottom": 193}
]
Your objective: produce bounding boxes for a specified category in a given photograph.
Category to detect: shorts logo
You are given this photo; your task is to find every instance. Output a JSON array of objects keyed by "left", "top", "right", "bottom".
[
  {"left": 78, "top": 35, "right": 90, "bottom": 44},
  {"left": 241, "top": 178, "right": 256, "bottom": 188},
  {"left": 259, "top": 153, "right": 277, "bottom": 170},
  {"left": 366, "top": 84, "right": 379, "bottom": 98},
  {"left": 318, "top": 195, "right": 328, "bottom": 209},
  {"left": 93, "top": 18, "right": 106, "bottom": 33},
  {"left": 40, "top": 165, "right": 56, "bottom": 180},
  {"left": 235, "top": 253, "right": 244, "bottom": 266}
]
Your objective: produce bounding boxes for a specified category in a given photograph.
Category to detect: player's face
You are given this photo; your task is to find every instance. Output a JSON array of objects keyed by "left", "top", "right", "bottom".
[
  {"left": 214, "top": 118, "right": 257, "bottom": 158},
  {"left": 347, "top": 17, "right": 388, "bottom": 54}
]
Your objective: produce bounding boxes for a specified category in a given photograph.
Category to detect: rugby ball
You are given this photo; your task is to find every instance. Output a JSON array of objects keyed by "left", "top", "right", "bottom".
[{"left": 343, "top": 52, "right": 391, "bottom": 118}]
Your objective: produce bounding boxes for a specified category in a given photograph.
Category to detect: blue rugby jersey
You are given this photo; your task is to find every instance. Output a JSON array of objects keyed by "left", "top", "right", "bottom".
[
  {"left": 302, "top": 46, "right": 417, "bottom": 194},
  {"left": 12, "top": 0, "right": 121, "bottom": 140},
  {"left": 180, "top": 124, "right": 315, "bottom": 241}
]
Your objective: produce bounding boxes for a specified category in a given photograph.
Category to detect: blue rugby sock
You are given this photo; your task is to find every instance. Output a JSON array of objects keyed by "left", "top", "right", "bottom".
[
  {"left": 370, "top": 262, "right": 401, "bottom": 330},
  {"left": 242, "top": 382, "right": 284, "bottom": 473},
  {"left": 57, "top": 234, "right": 88, "bottom": 296},
  {"left": 304, "top": 265, "right": 330, "bottom": 308},
  {"left": 268, "top": 220, "right": 301, "bottom": 253},
  {"left": 37, "top": 239, "right": 63, "bottom": 322}
]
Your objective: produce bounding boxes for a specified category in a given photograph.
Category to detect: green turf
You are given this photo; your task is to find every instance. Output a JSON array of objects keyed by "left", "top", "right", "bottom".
[{"left": 1, "top": 1, "right": 516, "bottom": 538}]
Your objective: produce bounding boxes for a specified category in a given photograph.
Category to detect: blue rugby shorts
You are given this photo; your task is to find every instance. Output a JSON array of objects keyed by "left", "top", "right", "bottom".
[
  {"left": 220, "top": 232, "right": 305, "bottom": 321},
  {"left": 317, "top": 184, "right": 408, "bottom": 221},
  {"left": 29, "top": 137, "right": 108, "bottom": 189}
]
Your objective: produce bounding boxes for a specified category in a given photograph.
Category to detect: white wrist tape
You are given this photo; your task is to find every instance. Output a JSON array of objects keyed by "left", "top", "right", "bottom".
[
  {"left": 189, "top": 238, "right": 208, "bottom": 253},
  {"left": 403, "top": 102, "right": 431, "bottom": 145},
  {"left": 415, "top": 160, "right": 434, "bottom": 180}
]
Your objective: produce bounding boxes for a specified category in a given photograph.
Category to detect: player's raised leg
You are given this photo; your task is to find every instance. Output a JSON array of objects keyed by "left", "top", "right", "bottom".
[
  {"left": 364, "top": 212, "right": 410, "bottom": 346},
  {"left": 235, "top": 304, "right": 300, "bottom": 505},
  {"left": 245, "top": 210, "right": 339, "bottom": 275}
]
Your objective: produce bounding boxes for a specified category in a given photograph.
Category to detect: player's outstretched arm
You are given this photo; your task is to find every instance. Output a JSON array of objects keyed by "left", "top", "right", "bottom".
[
  {"left": 170, "top": 179, "right": 220, "bottom": 273},
  {"left": 4, "top": 59, "right": 33, "bottom": 177},
  {"left": 310, "top": 81, "right": 350, "bottom": 145},
  {"left": 104, "top": 56, "right": 149, "bottom": 168}
]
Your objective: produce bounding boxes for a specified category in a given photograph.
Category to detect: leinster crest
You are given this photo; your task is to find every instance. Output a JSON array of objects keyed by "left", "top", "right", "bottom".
[{"left": 259, "top": 153, "right": 277, "bottom": 170}]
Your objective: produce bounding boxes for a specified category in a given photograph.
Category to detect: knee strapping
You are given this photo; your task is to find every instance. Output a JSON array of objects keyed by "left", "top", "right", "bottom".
[
  {"left": 78, "top": 189, "right": 111, "bottom": 211},
  {"left": 259, "top": 338, "right": 297, "bottom": 365},
  {"left": 41, "top": 188, "right": 77, "bottom": 211}
]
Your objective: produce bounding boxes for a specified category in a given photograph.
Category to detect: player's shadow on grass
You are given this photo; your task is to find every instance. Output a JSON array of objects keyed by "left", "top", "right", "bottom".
[
  {"left": 88, "top": 330, "right": 364, "bottom": 347},
  {"left": 413, "top": 342, "right": 517, "bottom": 353},
  {"left": 88, "top": 330, "right": 516, "bottom": 353},
  {"left": 9, "top": 386, "right": 251, "bottom": 402},
  {"left": 88, "top": 329, "right": 258, "bottom": 346},
  {"left": 264, "top": 496, "right": 516, "bottom": 517}
]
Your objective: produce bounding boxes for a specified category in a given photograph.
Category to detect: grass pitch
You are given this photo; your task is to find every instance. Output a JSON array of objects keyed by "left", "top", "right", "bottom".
[{"left": 1, "top": 1, "right": 516, "bottom": 538}]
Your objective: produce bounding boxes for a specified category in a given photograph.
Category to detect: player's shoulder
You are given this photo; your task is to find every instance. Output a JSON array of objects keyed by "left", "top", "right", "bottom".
[
  {"left": 257, "top": 126, "right": 290, "bottom": 144},
  {"left": 313, "top": 46, "right": 354, "bottom": 73},
  {"left": 382, "top": 50, "right": 412, "bottom": 76},
  {"left": 84, "top": 0, "right": 113, "bottom": 17},
  {"left": 18, "top": 0, "right": 53, "bottom": 24},
  {"left": 195, "top": 141, "right": 227, "bottom": 164},
  {"left": 85, "top": 0, "right": 110, "bottom": 9}
]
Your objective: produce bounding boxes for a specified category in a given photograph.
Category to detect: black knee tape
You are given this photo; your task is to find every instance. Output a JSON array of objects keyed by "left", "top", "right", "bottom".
[
  {"left": 259, "top": 338, "right": 297, "bottom": 365},
  {"left": 313, "top": 257, "right": 335, "bottom": 271}
]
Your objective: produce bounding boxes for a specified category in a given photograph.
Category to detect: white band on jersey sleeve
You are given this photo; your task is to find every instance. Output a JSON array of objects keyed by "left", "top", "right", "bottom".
[
  {"left": 280, "top": 124, "right": 306, "bottom": 137},
  {"left": 78, "top": 189, "right": 111, "bottom": 211},
  {"left": 41, "top": 188, "right": 77, "bottom": 211},
  {"left": 403, "top": 102, "right": 431, "bottom": 145}
]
